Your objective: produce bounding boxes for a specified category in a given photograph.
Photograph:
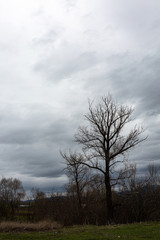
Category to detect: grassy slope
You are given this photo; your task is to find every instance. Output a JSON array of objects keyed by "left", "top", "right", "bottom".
[{"left": 0, "top": 222, "right": 160, "bottom": 240}]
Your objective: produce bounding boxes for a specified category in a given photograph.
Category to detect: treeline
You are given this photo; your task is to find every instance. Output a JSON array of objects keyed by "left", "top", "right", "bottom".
[
  {"left": 0, "top": 164, "right": 160, "bottom": 225},
  {"left": 32, "top": 164, "right": 160, "bottom": 225}
]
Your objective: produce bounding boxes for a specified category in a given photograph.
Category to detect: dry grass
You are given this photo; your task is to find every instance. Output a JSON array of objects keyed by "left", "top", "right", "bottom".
[{"left": 0, "top": 220, "right": 62, "bottom": 232}]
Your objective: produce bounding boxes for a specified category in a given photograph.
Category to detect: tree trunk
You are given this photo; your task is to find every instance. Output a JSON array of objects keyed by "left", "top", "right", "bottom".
[
  {"left": 75, "top": 177, "right": 82, "bottom": 209},
  {"left": 105, "top": 173, "right": 114, "bottom": 223},
  {"left": 75, "top": 177, "right": 84, "bottom": 223}
]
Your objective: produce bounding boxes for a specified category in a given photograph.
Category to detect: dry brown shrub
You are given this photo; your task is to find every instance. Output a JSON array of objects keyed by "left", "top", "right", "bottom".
[{"left": 0, "top": 221, "right": 62, "bottom": 232}]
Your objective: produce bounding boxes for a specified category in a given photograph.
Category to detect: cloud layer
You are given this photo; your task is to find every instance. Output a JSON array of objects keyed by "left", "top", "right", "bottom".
[{"left": 0, "top": 0, "right": 159, "bottom": 192}]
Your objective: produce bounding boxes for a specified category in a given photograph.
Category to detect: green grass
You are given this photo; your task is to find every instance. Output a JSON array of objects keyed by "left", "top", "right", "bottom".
[{"left": 0, "top": 222, "right": 160, "bottom": 240}]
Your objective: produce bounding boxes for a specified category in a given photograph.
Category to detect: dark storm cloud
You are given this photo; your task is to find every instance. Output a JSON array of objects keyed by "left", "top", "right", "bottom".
[
  {"left": 23, "top": 177, "right": 66, "bottom": 192},
  {"left": 32, "top": 168, "right": 64, "bottom": 178},
  {"left": 0, "top": 120, "right": 73, "bottom": 145},
  {"left": 0, "top": 103, "right": 76, "bottom": 145},
  {"left": 0, "top": 103, "right": 78, "bottom": 185},
  {"left": 0, "top": 143, "right": 62, "bottom": 172}
]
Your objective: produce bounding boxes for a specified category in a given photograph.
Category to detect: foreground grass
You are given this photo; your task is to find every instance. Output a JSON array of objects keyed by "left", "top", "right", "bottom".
[{"left": 0, "top": 222, "right": 160, "bottom": 240}]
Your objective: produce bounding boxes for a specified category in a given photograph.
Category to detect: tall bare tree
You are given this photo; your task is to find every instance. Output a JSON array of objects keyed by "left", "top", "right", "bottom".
[{"left": 72, "top": 95, "right": 146, "bottom": 222}]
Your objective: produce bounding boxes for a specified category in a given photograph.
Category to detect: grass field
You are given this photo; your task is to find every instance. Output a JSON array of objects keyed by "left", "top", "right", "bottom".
[{"left": 0, "top": 222, "right": 160, "bottom": 240}]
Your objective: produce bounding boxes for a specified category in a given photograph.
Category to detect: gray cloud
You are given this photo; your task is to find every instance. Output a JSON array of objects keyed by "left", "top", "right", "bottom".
[
  {"left": 32, "top": 29, "right": 60, "bottom": 46},
  {"left": 0, "top": 0, "right": 159, "bottom": 193},
  {"left": 34, "top": 49, "right": 98, "bottom": 82},
  {"left": 106, "top": 53, "right": 160, "bottom": 116}
]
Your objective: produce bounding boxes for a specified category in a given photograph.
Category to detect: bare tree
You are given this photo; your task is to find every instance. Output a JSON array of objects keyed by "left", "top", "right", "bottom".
[
  {"left": 0, "top": 177, "right": 25, "bottom": 203},
  {"left": 72, "top": 95, "right": 146, "bottom": 222},
  {"left": 61, "top": 151, "right": 89, "bottom": 210},
  {"left": 0, "top": 177, "right": 25, "bottom": 216},
  {"left": 147, "top": 164, "right": 160, "bottom": 186}
]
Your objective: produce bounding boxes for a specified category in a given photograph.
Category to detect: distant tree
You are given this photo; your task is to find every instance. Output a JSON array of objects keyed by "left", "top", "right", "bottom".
[
  {"left": 61, "top": 151, "right": 89, "bottom": 211},
  {"left": 31, "top": 188, "right": 47, "bottom": 221},
  {"left": 147, "top": 164, "right": 160, "bottom": 186},
  {"left": 31, "top": 188, "right": 46, "bottom": 200},
  {"left": 0, "top": 177, "right": 25, "bottom": 217},
  {"left": 119, "top": 163, "right": 137, "bottom": 192},
  {"left": 62, "top": 95, "right": 146, "bottom": 223}
]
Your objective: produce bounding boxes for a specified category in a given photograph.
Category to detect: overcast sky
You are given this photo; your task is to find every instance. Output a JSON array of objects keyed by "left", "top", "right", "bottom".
[{"left": 0, "top": 0, "right": 160, "bottom": 193}]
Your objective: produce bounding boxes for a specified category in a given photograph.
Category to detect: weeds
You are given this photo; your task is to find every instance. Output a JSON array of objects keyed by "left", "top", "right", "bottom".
[{"left": 0, "top": 221, "right": 62, "bottom": 232}]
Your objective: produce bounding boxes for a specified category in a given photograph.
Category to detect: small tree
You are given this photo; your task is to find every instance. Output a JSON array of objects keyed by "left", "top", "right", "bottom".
[
  {"left": 0, "top": 177, "right": 25, "bottom": 218},
  {"left": 62, "top": 152, "right": 89, "bottom": 210},
  {"left": 63, "top": 95, "right": 146, "bottom": 223}
]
